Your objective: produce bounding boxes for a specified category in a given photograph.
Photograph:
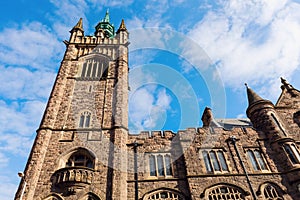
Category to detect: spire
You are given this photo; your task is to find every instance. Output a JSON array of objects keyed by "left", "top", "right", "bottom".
[
  {"left": 117, "top": 19, "right": 127, "bottom": 32},
  {"left": 245, "top": 83, "right": 266, "bottom": 106},
  {"left": 95, "top": 10, "right": 115, "bottom": 38},
  {"left": 104, "top": 9, "right": 110, "bottom": 22},
  {"left": 71, "top": 18, "right": 84, "bottom": 32}
]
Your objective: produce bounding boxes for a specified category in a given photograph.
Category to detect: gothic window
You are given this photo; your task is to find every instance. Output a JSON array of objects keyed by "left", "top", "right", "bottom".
[
  {"left": 202, "top": 149, "right": 228, "bottom": 173},
  {"left": 43, "top": 194, "right": 63, "bottom": 200},
  {"left": 283, "top": 143, "right": 300, "bottom": 165},
  {"left": 79, "top": 111, "right": 91, "bottom": 128},
  {"left": 66, "top": 151, "right": 94, "bottom": 169},
  {"left": 80, "top": 57, "right": 108, "bottom": 79},
  {"left": 148, "top": 153, "right": 173, "bottom": 177},
  {"left": 246, "top": 149, "right": 268, "bottom": 171},
  {"left": 261, "top": 183, "right": 283, "bottom": 200},
  {"left": 143, "top": 189, "right": 185, "bottom": 200},
  {"left": 205, "top": 184, "right": 246, "bottom": 200}
]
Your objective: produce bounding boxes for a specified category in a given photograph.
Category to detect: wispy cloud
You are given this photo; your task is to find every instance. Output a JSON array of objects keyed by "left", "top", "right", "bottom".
[
  {"left": 188, "top": 0, "right": 300, "bottom": 100},
  {"left": 0, "top": 22, "right": 62, "bottom": 69}
]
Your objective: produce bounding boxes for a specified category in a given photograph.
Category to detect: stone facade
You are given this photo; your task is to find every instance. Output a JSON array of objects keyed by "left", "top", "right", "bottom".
[{"left": 15, "top": 14, "right": 300, "bottom": 200}]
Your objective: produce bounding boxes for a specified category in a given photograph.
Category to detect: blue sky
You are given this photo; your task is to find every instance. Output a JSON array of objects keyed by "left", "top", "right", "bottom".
[{"left": 1, "top": 0, "right": 300, "bottom": 199}]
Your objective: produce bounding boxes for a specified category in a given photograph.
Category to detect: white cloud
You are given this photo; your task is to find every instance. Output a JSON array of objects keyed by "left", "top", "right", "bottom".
[
  {"left": 0, "top": 65, "right": 55, "bottom": 100},
  {"left": 0, "top": 22, "right": 62, "bottom": 69},
  {"left": 129, "top": 85, "right": 172, "bottom": 132},
  {"left": 188, "top": 0, "right": 300, "bottom": 100}
]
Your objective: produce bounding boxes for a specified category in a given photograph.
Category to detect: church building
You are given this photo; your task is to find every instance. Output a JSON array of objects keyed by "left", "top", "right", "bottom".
[{"left": 15, "top": 12, "right": 300, "bottom": 200}]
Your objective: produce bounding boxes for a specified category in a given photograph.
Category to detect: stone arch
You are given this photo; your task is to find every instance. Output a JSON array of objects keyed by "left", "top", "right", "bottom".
[
  {"left": 77, "top": 53, "right": 110, "bottom": 79},
  {"left": 43, "top": 193, "right": 64, "bottom": 200},
  {"left": 142, "top": 187, "right": 186, "bottom": 200},
  {"left": 79, "top": 192, "right": 101, "bottom": 200},
  {"left": 200, "top": 183, "right": 249, "bottom": 200},
  {"left": 257, "top": 182, "right": 285, "bottom": 200},
  {"left": 57, "top": 147, "right": 97, "bottom": 169}
]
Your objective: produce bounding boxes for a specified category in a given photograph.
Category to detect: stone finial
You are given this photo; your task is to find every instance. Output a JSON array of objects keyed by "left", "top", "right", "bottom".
[
  {"left": 201, "top": 107, "right": 221, "bottom": 127},
  {"left": 71, "top": 18, "right": 84, "bottom": 32},
  {"left": 281, "top": 77, "right": 294, "bottom": 90},
  {"left": 117, "top": 19, "right": 127, "bottom": 32}
]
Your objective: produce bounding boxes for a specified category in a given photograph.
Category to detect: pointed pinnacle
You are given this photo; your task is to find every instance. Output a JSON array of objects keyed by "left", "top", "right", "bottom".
[
  {"left": 118, "top": 19, "right": 127, "bottom": 31},
  {"left": 246, "top": 84, "right": 265, "bottom": 106},
  {"left": 73, "top": 18, "right": 84, "bottom": 31}
]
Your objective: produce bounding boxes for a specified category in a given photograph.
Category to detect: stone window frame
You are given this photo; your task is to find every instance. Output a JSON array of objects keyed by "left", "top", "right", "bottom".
[
  {"left": 201, "top": 183, "right": 248, "bottom": 200},
  {"left": 59, "top": 147, "right": 96, "bottom": 170},
  {"left": 146, "top": 153, "right": 173, "bottom": 179},
  {"left": 244, "top": 148, "right": 269, "bottom": 172},
  {"left": 66, "top": 152, "right": 94, "bottom": 169},
  {"left": 282, "top": 142, "right": 300, "bottom": 165},
  {"left": 43, "top": 193, "right": 64, "bottom": 200},
  {"left": 200, "top": 148, "right": 229, "bottom": 174},
  {"left": 142, "top": 188, "right": 185, "bottom": 200},
  {"left": 258, "top": 182, "right": 284, "bottom": 200},
  {"left": 79, "top": 111, "right": 91, "bottom": 128},
  {"left": 293, "top": 111, "right": 300, "bottom": 127},
  {"left": 78, "top": 54, "right": 109, "bottom": 80}
]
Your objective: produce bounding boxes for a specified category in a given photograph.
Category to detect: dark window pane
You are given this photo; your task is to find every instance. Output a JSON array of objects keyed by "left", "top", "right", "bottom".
[
  {"left": 149, "top": 155, "right": 156, "bottom": 176},
  {"left": 165, "top": 155, "right": 172, "bottom": 176},
  {"left": 81, "top": 62, "right": 87, "bottom": 77},
  {"left": 284, "top": 144, "right": 298, "bottom": 164},
  {"left": 157, "top": 155, "right": 165, "bottom": 176},
  {"left": 247, "top": 150, "right": 259, "bottom": 170},
  {"left": 210, "top": 151, "right": 221, "bottom": 171},
  {"left": 291, "top": 144, "right": 300, "bottom": 163},
  {"left": 203, "top": 151, "right": 212, "bottom": 172},
  {"left": 217, "top": 151, "right": 228, "bottom": 171},
  {"left": 254, "top": 150, "right": 267, "bottom": 170},
  {"left": 86, "top": 60, "right": 92, "bottom": 77},
  {"left": 85, "top": 115, "right": 90, "bottom": 127},
  {"left": 92, "top": 60, "right": 98, "bottom": 77},
  {"left": 79, "top": 115, "right": 84, "bottom": 127}
]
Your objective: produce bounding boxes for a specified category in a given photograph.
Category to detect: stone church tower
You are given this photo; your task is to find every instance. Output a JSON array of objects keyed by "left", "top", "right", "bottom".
[
  {"left": 15, "top": 12, "right": 130, "bottom": 200},
  {"left": 15, "top": 12, "right": 300, "bottom": 200}
]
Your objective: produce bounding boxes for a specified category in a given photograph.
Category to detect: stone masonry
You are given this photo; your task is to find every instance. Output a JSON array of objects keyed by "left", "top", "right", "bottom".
[{"left": 15, "top": 13, "right": 300, "bottom": 200}]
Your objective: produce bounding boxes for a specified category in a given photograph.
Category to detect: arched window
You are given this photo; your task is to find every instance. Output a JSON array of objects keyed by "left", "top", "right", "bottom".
[
  {"left": 260, "top": 183, "right": 283, "bottom": 200},
  {"left": 204, "top": 184, "right": 247, "bottom": 200},
  {"left": 143, "top": 188, "right": 185, "bottom": 200},
  {"left": 79, "top": 111, "right": 91, "bottom": 128},
  {"left": 43, "top": 194, "right": 64, "bottom": 200},
  {"left": 66, "top": 150, "right": 94, "bottom": 169},
  {"left": 79, "top": 192, "right": 101, "bottom": 200},
  {"left": 80, "top": 56, "right": 108, "bottom": 79}
]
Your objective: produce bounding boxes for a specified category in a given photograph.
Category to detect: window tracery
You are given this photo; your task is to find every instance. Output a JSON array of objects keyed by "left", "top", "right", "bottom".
[
  {"left": 80, "top": 56, "right": 108, "bottom": 79},
  {"left": 143, "top": 189, "right": 185, "bottom": 200},
  {"left": 261, "top": 183, "right": 283, "bottom": 200},
  {"left": 246, "top": 149, "right": 268, "bottom": 171},
  {"left": 205, "top": 184, "right": 246, "bottom": 200},
  {"left": 283, "top": 143, "right": 300, "bottom": 165},
  {"left": 66, "top": 150, "right": 94, "bottom": 169}
]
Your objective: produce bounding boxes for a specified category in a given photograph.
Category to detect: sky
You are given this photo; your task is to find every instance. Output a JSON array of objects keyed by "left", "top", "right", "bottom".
[{"left": 1, "top": 0, "right": 300, "bottom": 199}]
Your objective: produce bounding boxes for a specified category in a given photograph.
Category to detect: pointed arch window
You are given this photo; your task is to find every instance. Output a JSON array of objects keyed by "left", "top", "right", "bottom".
[
  {"left": 143, "top": 189, "right": 185, "bottom": 200},
  {"left": 79, "top": 111, "right": 91, "bottom": 128},
  {"left": 66, "top": 151, "right": 94, "bottom": 169},
  {"left": 261, "top": 183, "right": 283, "bottom": 200},
  {"left": 80, "top": 56, "right": 108, "bottom": 79},
  {"left": 204, "top": 184, "right": 247, "bottom": 200}
]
